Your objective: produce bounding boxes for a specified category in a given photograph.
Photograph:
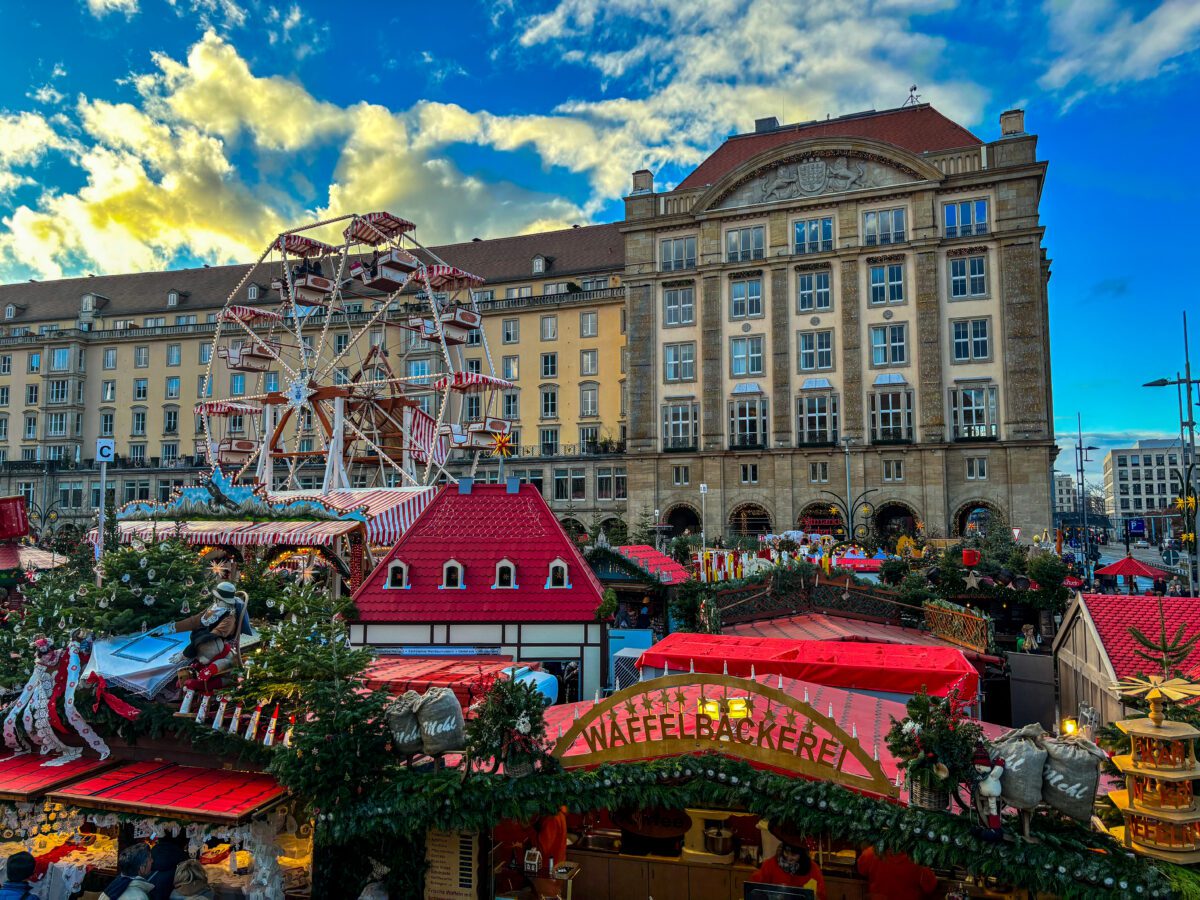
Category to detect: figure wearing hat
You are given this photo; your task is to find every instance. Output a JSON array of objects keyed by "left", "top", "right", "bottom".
[
  {"left": 167, "top": 582, "right": 251, "bottom": 695},
  {"left": 971, "top": 741, "right": 1005, "bottom": 841}
]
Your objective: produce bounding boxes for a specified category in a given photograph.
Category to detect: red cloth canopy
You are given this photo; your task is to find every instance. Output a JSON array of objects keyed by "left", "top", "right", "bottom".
[
  {"left": 363, "top": 655, "right": 512, "bottom": 707},
  {"left": 638, "top": 632, "right": 979, "bottom": 701},
  {"left": 1094, "top": 556, "right": 1171, "bottom": 580},
  {"left": 0, "top": 754, "right": 113, "bottom": 801}
]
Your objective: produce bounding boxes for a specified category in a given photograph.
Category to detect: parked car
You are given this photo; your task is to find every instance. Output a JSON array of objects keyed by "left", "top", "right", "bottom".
[
  {"left": 1133, "top": 539, "right": 1151, "bottom": 549},
  {"left": 1163, "top": 538, "right": 1183, "bottom": 551}
]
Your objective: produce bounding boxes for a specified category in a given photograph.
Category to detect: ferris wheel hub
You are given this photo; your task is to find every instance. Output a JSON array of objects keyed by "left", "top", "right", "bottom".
[{"left": 284, "top": 375, "right": 314, "bottom": 411}]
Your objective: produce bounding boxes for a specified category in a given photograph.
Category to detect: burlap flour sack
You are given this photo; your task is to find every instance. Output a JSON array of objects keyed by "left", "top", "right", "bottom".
[
  {"left": 1042, "top": 734, "right": 1107, "bottom": 820},
  {"left": 417, "top": 687, "right": 466, "bottom": 755},
  {"left": 385, "top": 690, "right": 425, "bottom": 754},
  {"left": 994, "top": 723, "right": 1048, "bottom": 810}
]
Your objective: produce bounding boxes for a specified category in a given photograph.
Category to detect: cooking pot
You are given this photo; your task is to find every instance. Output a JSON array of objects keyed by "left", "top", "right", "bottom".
[{"left": 704, "top": 827, "right": 733, "bottom": 855}]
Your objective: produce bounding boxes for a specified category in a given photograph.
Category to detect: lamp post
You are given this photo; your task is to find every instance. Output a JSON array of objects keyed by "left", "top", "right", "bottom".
[
  {"left": 820, "top": 437, "right": 878, "bottom": 543},
  {"left": 1074, "top": 414, "right": 1098, "bottom": 584}
]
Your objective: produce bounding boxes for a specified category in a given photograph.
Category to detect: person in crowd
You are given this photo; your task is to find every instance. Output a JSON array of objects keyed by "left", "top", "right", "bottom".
[
  {"left": 614, "top": 602, "right": 632, "bottom": 629},
  {"left": 856, "top": 845, "right": 938, "bottom": 900},
  {"left": 1016, "top": 624, "right": 1041, "bottom": 653},
  {"left": 147, "top": 840, "right": 189, "bottom": 900},
  {"left": 750, "top": 840, "right": 826, "bottom": 898},
  {"left": 1168, "top": 576, "right": 1184, "bottom": 596},
  {"left": 100, "top": 843, "right": 156, "bottom": 900},
  {"left": 636, "top": 603, "right": 651, "bottom": 629},
  {"left": 0, "top": 851, "right": 36, "bottom": 899},
  {"left": 169, "top": 860, "right": 214, "bottom": 900}
]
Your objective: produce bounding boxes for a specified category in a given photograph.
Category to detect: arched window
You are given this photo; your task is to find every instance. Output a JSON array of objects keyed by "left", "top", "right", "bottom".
[
  {"left": 442, "top": 559, "right": 464, "bottom": 589},
  {"left": 386, "top": 560, "right": 408, "bottom": 589},
  {"left": 546, "top": 558, "right": 570, "bottom": 589},
  {"left": 494, "top": 559, "right": 516, "bottom": 589}
]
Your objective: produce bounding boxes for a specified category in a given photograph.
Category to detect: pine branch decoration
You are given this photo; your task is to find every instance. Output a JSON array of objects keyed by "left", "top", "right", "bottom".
[{"left": 1128, "top": 595, "right": 1200, "bottom": 676}]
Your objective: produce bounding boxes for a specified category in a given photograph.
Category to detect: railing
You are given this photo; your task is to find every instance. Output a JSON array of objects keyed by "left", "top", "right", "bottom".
[
  {"left": 953, "top": 424, "right": 998, "bottom": 441},
  {"left": 870, "top": 427, "right": 913, "bottom": 445},
  {"left": 796, "top": 434, "right": 838, "bottom": 447},
  {"left": 926, "top": 147, "right": 985, "bottom": 175},
  {"left": 922, "top": 599, "right": 992, "bottom": 655},
  {"left": 662, "top": 437, "right": 698, "bottom": 452},
  {"left": 729, "top": 436, "right": 767, "bottom": 451}
]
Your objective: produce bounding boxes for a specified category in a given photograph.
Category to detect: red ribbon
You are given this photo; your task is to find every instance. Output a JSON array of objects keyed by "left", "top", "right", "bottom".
[
  {"left": 86, "top": 673, "right": 141, "bottom": 721},
  {"left": 48, "top": 654, "right": 70, "bottom": 735}
]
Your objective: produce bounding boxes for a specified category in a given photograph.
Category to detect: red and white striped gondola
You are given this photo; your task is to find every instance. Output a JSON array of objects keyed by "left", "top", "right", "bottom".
[
  {"left": 345, "top": 212, "right": 421, "bottom": 292},
  {"left": 268, "top": 234, "right": 338, "bottom": 307}
]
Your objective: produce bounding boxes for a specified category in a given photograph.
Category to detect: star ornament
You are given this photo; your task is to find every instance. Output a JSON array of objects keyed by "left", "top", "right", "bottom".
[
  {"left": 490, "top": 433, "right": 513, "bottom": 458},
  {"left": 964, "top": 570, "right": 981, "bottom": 590}
]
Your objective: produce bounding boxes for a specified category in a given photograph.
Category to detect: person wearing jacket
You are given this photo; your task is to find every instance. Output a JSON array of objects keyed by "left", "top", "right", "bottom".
[
  {"left": 100, "top": 843, "right": 156, "bottom": 900},
  {"left": 169, "top": 860, "right": 214, "bottom": 899},
  {"left": 0, "top": 851, "right": 36, "bottom": 899}
]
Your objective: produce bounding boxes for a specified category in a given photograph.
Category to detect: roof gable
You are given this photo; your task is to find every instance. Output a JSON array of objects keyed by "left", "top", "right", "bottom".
[
  {"left": 677, "top": 105, "right": 981, "bottom": 191},
  {"left": 352, "top": 483, "right": 603, "bottom": 623},
  {"left": 1079, "top": 593, "right": 1200, "bottom": 680}
]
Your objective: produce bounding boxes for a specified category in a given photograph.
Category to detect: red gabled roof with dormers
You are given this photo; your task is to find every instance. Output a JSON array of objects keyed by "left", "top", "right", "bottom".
[
  {"left": 676, "top": 104, "right": 982, "bottom": 190},
  {"left": 352, "top": 482, "right": 604, "bottom": 623}
]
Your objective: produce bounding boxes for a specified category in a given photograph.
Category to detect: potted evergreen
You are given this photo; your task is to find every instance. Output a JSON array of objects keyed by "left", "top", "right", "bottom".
[{"left": 885, "top": 687, "right": 982, "bottom": 811}]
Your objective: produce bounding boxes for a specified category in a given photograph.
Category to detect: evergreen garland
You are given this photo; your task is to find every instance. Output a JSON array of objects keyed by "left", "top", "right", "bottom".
[{"left": 465, "top": 677, "right": 551, "bottom": 773}]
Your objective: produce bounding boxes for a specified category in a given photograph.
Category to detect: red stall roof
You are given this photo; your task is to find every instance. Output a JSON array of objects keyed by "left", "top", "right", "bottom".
[
  {"left": 638, "top": 632, "right": 978, "bottom": 701},
  {"left": 0, "top": 754, "right": 113, "bottom": 802},
  {"left": 1081, "top": 594, "right": 1200, "bottom": 680},
  {"left": 614, "top": 545, "right": 691, "bottom": 585},
  {"left": 48, "top": 761, "right": 285, "bottom": 824},
  {"left": 363, "top": 655, "right": 513, "bottom": 707}
]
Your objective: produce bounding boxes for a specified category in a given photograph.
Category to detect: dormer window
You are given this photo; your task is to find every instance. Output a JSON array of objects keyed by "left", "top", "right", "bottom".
[
  {"left": 167, "top": 291, "right": 179, "bottom": 306},
  {"left": 386, "top": 560, "right": 409, "bottom": 589},
  {"left": 81, "top": 295, "right": 94, "bottom": 313},
  {"left": 532, "top": 255, "right": 546, "bottom": 274},
  {"left": 4, "top": 306, "right": 14, "bottom": 321},
  {"left": 248, "top": 284, "right": 260, "bottom": 301},
  {"left": 494, "top": 559, "right": 517, "bottom": 589},
  {"left": 546, "top": 558, "right": 570, "bottom": 589},
  {"left": 442, "top": 559, "right": 464, "bottom": 589}
]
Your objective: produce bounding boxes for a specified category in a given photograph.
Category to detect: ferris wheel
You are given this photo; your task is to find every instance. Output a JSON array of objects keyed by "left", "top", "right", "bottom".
[{"left": 197, "top": 212, "right": 514, "bottom": 491}]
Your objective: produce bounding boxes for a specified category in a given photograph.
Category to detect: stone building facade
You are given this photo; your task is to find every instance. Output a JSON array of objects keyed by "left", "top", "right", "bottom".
[{"left": 621, "top": 104, "right": 1056, "bottom": 541}]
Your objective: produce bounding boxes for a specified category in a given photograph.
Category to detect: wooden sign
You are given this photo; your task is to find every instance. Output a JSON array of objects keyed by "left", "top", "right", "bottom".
[
  {"left": 553, "top": 673, "right": 897, "bottom": 799},
  {"left": 424, "top": 829, "right": 477, "bottom": 900}
]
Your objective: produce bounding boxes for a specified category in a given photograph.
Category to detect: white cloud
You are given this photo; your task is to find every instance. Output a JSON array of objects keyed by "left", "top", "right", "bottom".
[
  {"left": 85, "top": 0, "right": 137, "bottom": 17},
  {"left": 0, "top": 112, "right": 71, "bottom": 196},
  {"left": 264, "top": 4, "right": 326, "bottom": 59},
  {"left": 1040, "top": 0, "right": 1200, "bottom": 99}
]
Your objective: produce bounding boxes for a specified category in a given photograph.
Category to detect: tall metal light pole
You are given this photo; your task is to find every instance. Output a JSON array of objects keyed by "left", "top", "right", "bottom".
[
  {"left": 843, "top": 436, "right": 854, "bottom": 537},
  {"left": 1074, "top": 414, "right": 1098, "bottom": 584}
]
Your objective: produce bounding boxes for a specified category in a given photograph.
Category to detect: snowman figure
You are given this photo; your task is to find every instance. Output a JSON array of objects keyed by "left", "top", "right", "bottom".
[{"left": 971, "top": 741, "right": 1005, "bottom": 841}]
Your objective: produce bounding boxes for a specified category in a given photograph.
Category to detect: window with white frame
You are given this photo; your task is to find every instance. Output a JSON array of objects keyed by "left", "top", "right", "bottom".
[
  {"left": 50, "top": 348, "right": 70, "bottom": 371},
  {"left": 161, "top": 442, "right": 179, "bottom": 464},
  {"left": 580, "top": 383, "right": 599, "bottom": 417},
  {"left": 48, "top": 380, "right": 69, "bottom": 403},
  {"left": 533, "top": 256, "right": 545, "bottom": 274},
  {"left": 951, "top": 319, "right": 990, "bottom": 362},
  {"left": 540, "top": 386, "right": 558, "bottom": 418},
  {"left": 102, "top": 348, "right": 117, "bottom": 369},
  {"left": 664, "top": 342, "right": 695, "bottom": 382},
  {"left": 494, "top": 559, "right": 516, "bottom": 588},
  {"left": 27, "top": 352, "right": 40, "bottom": 373},
  {"left": 883, "top": 459, "right": 904, "bottom": 482},
  {"left": 662, "top": 402, "right": 699, "bottom": 450},
  {"left": 581, "top": 349, "right": 598, "bottom": 376},
  {"left": 133, "top": 379, "right": 148, "bottom": 401},
  {"left": 730, "top": 336, "right": 764, "bottom": 376},
  {"left": 230, "top": 373, "right": 246, "bottom": 396},
  {"left": 0, "top": 418, "right": 7, "bottom": 441},
  {"left": 661, "top": 237, "right": 697, "bottom": 271},
  {"left": 809, "top": 461, "right": 829, "bottom": 483},
  {"left": 540, "top": 427, "right": 559, "bottom": 455},
  {"left": 386, "top": 560, "right": 409, "bottom": 589},
  {"left": 730, "top": 278, "right": 763, "bottom": 319},
  {"left": 131, "top": 409, "right": 147, "bottom": 436},
  {"left": 794, "top": 216, "right": 833, "bottom": 255},
  {"left": 869, "top": 263, "right": 905, "bottom": 304},
  {"left": 949, "top": 383, "right": 999, "bottom": 439},
  {"left": 741, "top": 463, "right": 758, "bottom": 484},
  {"left": 199, "top": 343, "right": 212, "bottom": 364},
  {"left": 540, "top": 315, "right": 558, "bottom": 341},
  {"left": 442, "top": 560, "right": 464, "bottom": 589},
  {"left": 0, "top": 386, "right": 7, "bottom": 407},
  {"left": 47, "top": 412, "right": 67, "bottom": 437},
  {"left": 944, "top": 199, "right": 989, "bottom": 238},
  {"left": 729, "top": 398, "right": 767, "bottom": 448},
  {"left": 134, "top": 346, "right": 149, "bottom": 367},
  {"left": 950, "top": 255, "right": 987, "bottom": 298},
  {"left": 580, "top": 311, "right": 598, "bottom": 337},
  {"left": 664, "top": 286, "right": 695, "bottom": 325},
  {"left": 23, "top": 415, "right": 37, "bottom": 440},
  {"left": 966, "top": 457, "right": 988, "bottom": 480},
  {"left": 797, "top": 271, "right": 831, "bottom": 312},
  {"left": 673, "top": 465, "right": 689, "bottom": 486},
  {"left": 166, "top": 376, "right": 180, "bottom": 399},
  {"left": 797, "top": 393, "right": 839, "bottom": 444},
  {"left": 870, "top": 390, "right": 913, "bottom": 442},
  {"left": 798, "top": 330, "right": 833, "bottom": 371},
  {"left": 464, "top": 394, "right": 481, "bottom": 421},
  {"left": 503, "top": 391, "right": 519, "bottom": 419},
  {"left": 542, "top": 282, "right": 568, "bottom": 296},
  {"left": 502, "top": 319, "right": 519, "bottom": 343},
  {"left": 726, "top": 226, "right": 765, "bottom": 262},
  {"left": 25, "top": 384, "right": 38, "bottom": 405},
  {"left": 100, "top": 412, "right": 114, "bottom": 436},
  {"left": 502, "top": 356, "right": 519, "bottom": 381},
  {"left": 0, "top": 355, "right": 9, "bottom": 375},
  {"left": 505, "top": 286, "right": 532, "bottom": 299},
  {"left": 547, "top": 559, "right": 569, "bottom": 588},
  {"left": 581, "top": 276, "right": 609, "bottom": 291},
  {"left": 863, "top": 208, "right": 906, "bottom": 246},
  {"left": 870, "top": 324, "right": 908, "bottom": 366},
  {"left": 166, "top": 344, "right": 181, "bottom": 366},
  {"left": 541, "top": 353, "right": 557, "bottom": 378}
]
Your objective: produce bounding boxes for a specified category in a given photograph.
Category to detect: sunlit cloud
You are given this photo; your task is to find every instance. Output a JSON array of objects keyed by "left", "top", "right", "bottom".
[{"left": 85, "top": 0, "right": 138, "bottom": 17}]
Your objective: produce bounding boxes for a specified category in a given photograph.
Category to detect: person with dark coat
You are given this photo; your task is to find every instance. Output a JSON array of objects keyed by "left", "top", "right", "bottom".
[
  {"left": 636, "top": 604, "right": 651, "bottom": 629},
  {"left": 100, "top": 843, "right": 156, "bottom": 900},
  {"left": 0, "top": 851, "right": 36, "bottom": 899},
  {"left": 147, "top": 840, "right": 189, "bottom": 900}
]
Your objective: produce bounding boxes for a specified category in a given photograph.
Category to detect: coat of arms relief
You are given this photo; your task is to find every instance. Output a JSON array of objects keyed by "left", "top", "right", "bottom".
[{"left": 714, "top": 155, "right": 911, "bottom": 209}]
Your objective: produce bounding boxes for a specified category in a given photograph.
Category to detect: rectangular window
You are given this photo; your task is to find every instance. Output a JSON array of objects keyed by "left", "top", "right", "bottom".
[
  {"left": 28, "top": 352, "right": 40, "bottom": 373},
  {"left": 23, "top": 415, "right": 37, "bottom": 440},
  {"left": 164, "top": 408, "right": 178, "bottom": 433},
  {"left": 465, "top": 358, "right": 482, "bottom": 375},
  {"left": 128, "top": 446, "right": 147, "bottom": 465},
  {"left": 134, "top": 346, "right": 149, "bottom": 367},
  {"left": 503, "top": 391, "right": 520, "bottom": 420},
  {"left": 102, "top": 348, "right": 117, "bottom": 370},
  {"left": 540, "top": 315, "right": 558, "bottom": 341},
  {"left": 966, "top": 457, "right": 988, "bottom": 480},
  {"left": 870, "top": 390, "right": 914, "bottom": 442},
  {"left": 540, "top": 428, "right": 559, "bottom": 456},
  {"left": 729, "top": 398, "right": 767, "bottom": 449},
  {"left": 741, "top": 463, "right": 759, "bottom": 484},
  {"left": 0, "top": 419, "right": 6, "bottom": 440},
  {"left": 48, "top": 380, "right": 69, "bottom": 403},
  {"left": 798, "top": 330, "right": 833, "bottom": 371},
  {"left": 197, "top": 375, "right": 212, "bottom": 398},
  {"left": 131, "top": 410, "right": 146, "bottom": 436},
  {"left": 809, "top": 461, "right": 829, "bottom": 483},
  {"left": 664, "top": 342, "right": 695, "bottom": 382},
  {"left": 661, "top": 402, "right": 699, "bottom": 450},
  {"left": 166, "top": 343, "right": 181, "bottom": 367},
  {"left": 99, "top": 380, "right": 115, "bottom": 403},
  {"left": 726, "top": 226, "right": 765, "bottom": 263},
  {"left": 541, "top": 353, "right": 558, "bottom": 378},
  {"left": 540, "top": 387, "right": 558, "bottom": 419},
  {"left": 870, "top": 324, "right": 908, "bottom": 366},
  {"left": 883, "top": 459, "right": 904, "bottom": 482},
  {"left": 949, "top": 383, "right": 1000, "bottom": 439},
  {"left": 950, "top": 255, "right": 988, "bottom": 298},
  {"left": 952, "top": 319, "right": 990, "bottom": 362},
  {"left": 571, "top": 468, "right": 586, "bottom": 500},
  {"left": 406, "top": 359, "right": 430, "bottom": 385},
  {"left": 580, "top": 384, "right": 599, "bottom": 417},
  {"left": 46, "top": 412, "right": 67, "bottom": 436},
  {"left": 944, "top": 199, "right": 989, "bottom": 237},
  {"left": 464, "top": 394, "right": 481, "bottom": 421},
  {"left": 25, "top": 385, "right": 38, "bottom": 406},
  {"left": 580, "top": 277, "right": 609, "bottom": 291},
  {"left": 869, "top": 263, "right": 905, "bottom": 304},
  {"left": 505, "top": 286, "right": 533, "bottom": 299},
  {"left": 100, "top": 412, "right": 114, "bottom": 436},
  {"left": 673, "top": 465, "right": 690, "bottom": 486},
  {"left": 464, "top": 328, "right": 481, "bottom": 347},
  {"left": 165, "top": 376, "right": 180, "bottom": 399},
  {"left": 661, "top": 236, "right": 697, "bottom": 271},
  {"left": 664, "top": 287, "right": 695, "bottom": 325},
  {"left": 543, "top": 282, "right": 569, "bottom": 296},
  {"left": 230, "top": 373, "right": 245, "bottom": 396},
  {"left": 794, "top": 216, "right": 833, "bottom": 255},
  {"left": 502, "top": 319, "right": 519, "bottom": 343},
  {"left": 0, "top": 355, "right": 8, "bottom": 375},
  {"left": 580, "top": 311, "right": 598, "bottom": 338},
  {"left": 797, "top": 271, "right": 831, "bottom": 312},
  {"left": 502, "top": 356, "right": 519, "bottom": 381},
  {"left": 597, "top": 467, "right": 613, "bottom": 500},
  {"left": 50, "top": 347, "right": 70, "bottom": 371},
  {"left": 730, "top": 336, "right": 765, "bottom": 376},
  {"left": 199, "top": 342, "right": 212, "bottom": 365},
  {"left": 580, "top": 349, "right": 598, "bottom": 376},
  {"left": 863, "top": 208, "right": 906, "bottom": 246},
  {"left": 615, "top": 467, "right": 627, "bottom": 499},
  {"left": 730, "top": 279, "right": 763, "bottom": 319},
  {"left": 797, "top": 393, "right": 839, "bottom": 445},
  {"left": 0, "top": 387, "right": 7, "bottom": 407}
]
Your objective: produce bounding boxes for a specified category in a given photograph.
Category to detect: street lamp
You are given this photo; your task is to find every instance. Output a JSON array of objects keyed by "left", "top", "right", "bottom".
[
  {"left": 1073, "top": 415, "right": 1098, "bottom": 583},
  {"left": 820, "top": 436, "right": 877, "bottom": 544}
]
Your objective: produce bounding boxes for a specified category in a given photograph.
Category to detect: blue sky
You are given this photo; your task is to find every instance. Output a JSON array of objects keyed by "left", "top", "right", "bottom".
[{"left": 0, "top": 0, "right": 1198, "bottom": 476}]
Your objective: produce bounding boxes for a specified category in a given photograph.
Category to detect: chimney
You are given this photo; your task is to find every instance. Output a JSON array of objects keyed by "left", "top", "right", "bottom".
[
  {"left": 754, "top": 116, "right": 780, "bottom": 133},
  {"left": 999, "top": 109, "right": 1025, "bottom": 137},
  {"left": 457, "top": 476, "right": 473, "bottom": 495},
  {"left": 630, "top": 169, "right": 653, "bottom": 194},
  {"left": 506, "top": 476, "right": 521, "bottom": 494}
]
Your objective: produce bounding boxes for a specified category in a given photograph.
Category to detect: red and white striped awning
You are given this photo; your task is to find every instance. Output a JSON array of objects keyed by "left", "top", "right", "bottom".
[
  {"left": 194, "top": 400, "right": 261, "bottom": 417},
  {"left": 343, "top": 212, "right": 416, "bottom": 244},
  {"left": 218, "top": 305, "right": 283, "bottom": 324},
  {"left": 274, "top": 233, "right": 334, "bottom": 258},
  {"left": 269, "top": 488, "right": 437, "bottom": 546},
  {"left": 411, "top": 265, "right": 484, "bottom": 291},
  {"left": 93, "top": 519, "right": 362, "bottom": 548},
  {"left": 406, "top": 407, "right": 449, "bottom": 468},
  {"left": 432, "top": 371, "right": 513, "bottom": 393}
]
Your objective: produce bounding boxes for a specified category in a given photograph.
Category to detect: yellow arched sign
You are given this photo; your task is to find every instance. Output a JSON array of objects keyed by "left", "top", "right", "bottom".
[{"left": 553, "top": 673, "right": 898, "bottom": 799}]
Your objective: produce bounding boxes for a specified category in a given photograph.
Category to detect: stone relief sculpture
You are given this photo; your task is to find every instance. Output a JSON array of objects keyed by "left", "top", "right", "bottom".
[{"left": 715, "top": 155, "right": 913, "bottom": 209}]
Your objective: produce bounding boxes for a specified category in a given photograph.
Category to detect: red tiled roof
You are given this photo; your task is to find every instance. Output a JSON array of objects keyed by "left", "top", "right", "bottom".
[
  {"left": 352, "top": 483, "right": 604, "bottom": 623},
  {"left": 1081, "top": 594, "right": 1200, "bottom": 680},
  {"left": 0, "top": 753, "right": 113, "bottom": 801},
  {"left": 48, "top": 761, "right": 284, "bottom": 823},
  {"left": 614, "top": 544, "right": 691, "bottom": 586},
  {"left": 363, "top": 655, "right": 513, "bottom": 707},
  {"left": 677, "top": 105, "right": 981, "bottom": 190}
]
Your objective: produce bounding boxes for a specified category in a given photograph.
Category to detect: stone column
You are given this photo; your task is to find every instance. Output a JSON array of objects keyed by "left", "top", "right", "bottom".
[
  {"left": 839, "top": 258, "right": 863, "bottom": 440},
  {"left": 626, "top": 281, "right": 657, "bottom": 453},
  {"left": 771, "top": 266, "right": 792, "bottom": 446},
  {"left": 701, "top": 275, "right": 723, "bottom": 450},
  {"left": 914, "top": 249, "right": 945, "bottom": 443},
  {"left": 998, "top": 240, "right": 1050, "bottom": 439}
]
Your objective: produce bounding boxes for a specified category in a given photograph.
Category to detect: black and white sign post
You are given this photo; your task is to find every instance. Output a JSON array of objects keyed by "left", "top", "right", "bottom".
[
  {"left": 699, "top": 483, "right": 708, "bottom": 551},
  {"left": 94, "top": 438, "right": 115, "bottom": 585}
]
